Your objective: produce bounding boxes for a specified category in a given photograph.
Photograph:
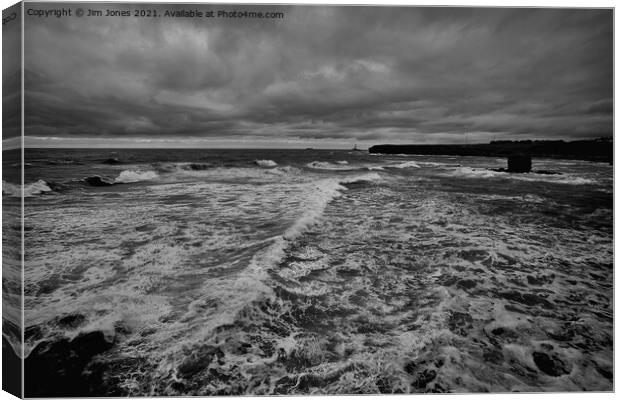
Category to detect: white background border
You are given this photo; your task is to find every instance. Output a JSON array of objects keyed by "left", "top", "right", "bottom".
[{"left": 0, "top": 0, "right": 616, "bottom": 399}]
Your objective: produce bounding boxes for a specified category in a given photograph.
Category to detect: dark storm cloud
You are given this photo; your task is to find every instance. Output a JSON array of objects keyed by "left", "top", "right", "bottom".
[
  {"left": 23, "top": 4, "right": 612, "bottom": 145},
  {"left": 3, "top": 3, "right": 22, "bottom": 140}
]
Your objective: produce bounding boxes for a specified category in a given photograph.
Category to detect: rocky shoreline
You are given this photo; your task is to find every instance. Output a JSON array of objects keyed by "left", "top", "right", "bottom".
[{"left": 368, "top": 139, "right": 612, "bottom": 163}]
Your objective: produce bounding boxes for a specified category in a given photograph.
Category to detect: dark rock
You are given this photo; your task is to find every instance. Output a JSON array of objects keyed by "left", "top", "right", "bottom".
[
  {"left": 70, "top": 331, "right": 114, "bottom": 359},
  {"left": 532, "top": 352, "right": 570, "bottom": 376},
  {"left": 185, "top": 163, "right": 212, "bottom": 171},
  {"left": 84, "top": 176, "right": 115, "bottom": 187},
  {"left": 368, "top": 140, "right": 612, "bottom": 163},
  {"left": 533, "top": 170, "right": 561, "bottom": 175},
  {"left": 102, "top": 157, "right": 120, "bottom": 165},
  {"left": 46, "top": 181, "right": 69, "bottom": 192},
  {"left": 25, "top": 331, "right": 114, "bottom": 397},
  {"left": 507, "top": 154, "right": 532, "bottom": 173}
]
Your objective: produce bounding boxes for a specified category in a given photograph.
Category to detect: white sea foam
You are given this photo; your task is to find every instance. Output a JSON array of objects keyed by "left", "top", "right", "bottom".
[
  {"left": 114, "top": 170, "right": 159, "bottom": 183},
  {"left": 166, "top": 165, "right": 296, "bottom": 183},
  {"left": 448, "top": 167, "right": 596, "bottom": 185},
  {"left": 26, "top": 180, "right": 53, "bottom": 196},
  {"left": 449, "top": 167, "right": 499, "bottom": 179},
  {"left": 283, "top": 180, "right": 347, "bottom": 240},
  {"left": 248, "top": 173, "right": 382, "bottom": 275},
  {"left": 265, "top": 166, "right": 301, "bottom": 176},
  {"left": 3, "top": 179, "right": 53, "bottom": 197},
  {"left": 147, "top": 174, "right": 381, "bottom": 375},
  {"left": 306, "top": 161, "right": 359, "bottom": 170},
  {"left": 389, "top": 161, "right": 421, "bottom": 169},
  {"left": 341, "top": 172, "right": 384, "bottom": 184},
  {"left": 281, "top": 173, "right": 383, "bottom": 241},
  {"left": 3, "top": 181, "right": 22, "bottom": 196},
  {"left": 22, "top": 149, "right": 611, "bottom": 394},
  {"left": 255, "top": 159, "right": 278, "bottom": 167}
]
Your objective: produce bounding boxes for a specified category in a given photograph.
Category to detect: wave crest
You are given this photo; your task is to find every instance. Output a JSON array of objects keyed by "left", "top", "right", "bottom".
[
  {"left": 255, "top": 160, "right": 278, "bottom": 167},
  {"left": 389, "top": 161, "right": 421, "bottom": 169},
  {"left": 3, "top": 180, "right": 53, "bottom": 197},
  {"left": 114, "top": 170, "right": 159, "bottom": 183},
  {"left": 340, "top": 172, "right": 384, "bottom": 184},
  {"left": 449, "top": 167, "right": 596, "bottom": 185},
  {"left": 306, "top": 161, "right": 359, "bottom": 170},
  {"left": 250, "top": 172, "right": 382, "bottom": 275}
]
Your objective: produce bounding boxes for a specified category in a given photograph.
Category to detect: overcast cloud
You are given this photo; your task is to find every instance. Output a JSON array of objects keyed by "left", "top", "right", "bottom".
[{"left": 21, "top": 4, "right": 613, "bottom": 147}]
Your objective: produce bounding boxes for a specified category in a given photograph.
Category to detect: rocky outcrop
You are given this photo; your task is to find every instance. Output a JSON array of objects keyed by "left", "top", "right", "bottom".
[
  {"left": 25, "top": 331, "right": 114, "bottom": 397},
  {"left": 84, "top": 176, "right": 115, "bottom": 186},
  {"left": 368, "top": 138, "right": 612, "bottom": 162}
]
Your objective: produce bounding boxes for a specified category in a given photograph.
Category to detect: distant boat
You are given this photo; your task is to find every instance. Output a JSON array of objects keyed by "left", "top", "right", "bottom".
[{"left": 352, "top": 144, "right": 363, "bottom": 152}]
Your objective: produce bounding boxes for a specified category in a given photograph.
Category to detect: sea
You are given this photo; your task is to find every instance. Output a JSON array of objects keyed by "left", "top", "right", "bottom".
[{"left": 2, "top": 148, "right": 614, "bottom": 395}]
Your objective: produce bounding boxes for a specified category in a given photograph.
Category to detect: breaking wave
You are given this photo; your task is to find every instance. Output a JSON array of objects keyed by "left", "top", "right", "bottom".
[
  {"left": 388, "top": 161, "right": 421, "bottom": 169},
  {"left": 3, "top": 180, "right": 53, "bottom": 197},
  {"left": 253, "top": 173, "right": 383, "bottom": 270},
  {"left": 306, "top": 161, "right": 360, "bottom": 171},
  {"left": 448, "top": 167, "right": 596, "bottom": 185},
  {"left": 255, "top": 160, "right": 278, "bottom": 167},
  {"left": 114, "top": 170, "right": 159, "bottom": 183},
  {"left": 340, "top": 172, "right": 384, "bottom": 184}
]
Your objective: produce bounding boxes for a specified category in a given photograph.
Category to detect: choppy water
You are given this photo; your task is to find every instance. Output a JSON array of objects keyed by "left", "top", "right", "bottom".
[{"left": 2, "top": 148, "right": 613, "bottom": 395}]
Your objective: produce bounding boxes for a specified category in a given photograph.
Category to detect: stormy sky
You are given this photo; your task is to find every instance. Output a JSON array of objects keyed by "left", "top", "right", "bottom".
[{"left": 20, "top": 4, "right": 613, "bottom": 148}]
